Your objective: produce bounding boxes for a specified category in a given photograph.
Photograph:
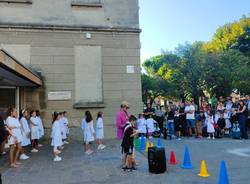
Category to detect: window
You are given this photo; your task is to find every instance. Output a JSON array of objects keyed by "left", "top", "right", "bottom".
[
  {"left": 74, "top": 46, "right": 103, "bottom": 108},
  {"left": 71, "top": 0, "right": 102, "bottom": 8},
  {"left": 0, "top": 0, "right": 32, "bottom": 4}
]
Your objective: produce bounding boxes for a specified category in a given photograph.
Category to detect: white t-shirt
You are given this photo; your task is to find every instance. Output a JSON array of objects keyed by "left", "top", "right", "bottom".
[{"left": 185, "top": 105, "right": 195, "bottom": 120}]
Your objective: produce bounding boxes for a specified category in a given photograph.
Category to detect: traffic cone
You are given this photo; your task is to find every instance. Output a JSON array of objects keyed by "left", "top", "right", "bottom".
[
  {"left": 145, "top": 141, "right": 150, "bottom": 152},
  {"left": 198, "top": 160, "right": 210, "bottom": 177},
  {"left": 181, "top": 146, "right": 193, "bottom": 169},
  {"left": 140, "top": 136, "right": 146, "bottom": 151},
  {"left": 157, "top": 138, "right": 162, "bottom": 147},
  {"left": 169, "top": 150, "right": 177, "bottom": 165},
  {"left": 218, "top": 160, "right": 229, "bottom": 184}
]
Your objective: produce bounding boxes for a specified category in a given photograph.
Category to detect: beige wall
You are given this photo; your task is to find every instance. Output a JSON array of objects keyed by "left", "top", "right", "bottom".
[
  {"left": 0, "top": 0, "right": 139, "bottom": 29},
  {"left": 0, "top": 29, "right": 143, "bottom": 139}
]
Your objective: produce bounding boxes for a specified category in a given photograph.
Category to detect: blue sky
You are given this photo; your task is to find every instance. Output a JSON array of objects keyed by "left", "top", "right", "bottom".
[{"left": 139, "top": 0, "right": 250, "bottom": 63}]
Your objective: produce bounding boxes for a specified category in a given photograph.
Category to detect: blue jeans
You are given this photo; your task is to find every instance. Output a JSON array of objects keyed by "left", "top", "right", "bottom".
[{"left": 167, "top": 120, "right": 175, "bottom": 136}]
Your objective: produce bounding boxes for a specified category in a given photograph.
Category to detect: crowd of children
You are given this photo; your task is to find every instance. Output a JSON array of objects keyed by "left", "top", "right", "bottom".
[{"left": 0, "top": 108, "right": 45, "bottom": 167}]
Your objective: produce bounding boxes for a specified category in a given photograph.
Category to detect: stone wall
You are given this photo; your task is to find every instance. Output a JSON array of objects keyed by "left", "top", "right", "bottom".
[
  {"left": 0, "top": 0, "right": 139, "bottom": 29},
  {"left": 0, "top": 29, "right": 143, "bottom": 139}
]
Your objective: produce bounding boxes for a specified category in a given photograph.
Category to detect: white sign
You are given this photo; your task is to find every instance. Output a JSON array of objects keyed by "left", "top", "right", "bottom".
[
  {"left": 126, "top": 65, "right": 135, "bottom": 73},
  {"left": 48, "top": 91, "right": 72, "bottom": 101}
]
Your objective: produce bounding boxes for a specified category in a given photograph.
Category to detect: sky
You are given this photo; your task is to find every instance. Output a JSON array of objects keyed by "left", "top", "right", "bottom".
[{"left": 139, "top": 0, "right": 250, "bottom": 63}]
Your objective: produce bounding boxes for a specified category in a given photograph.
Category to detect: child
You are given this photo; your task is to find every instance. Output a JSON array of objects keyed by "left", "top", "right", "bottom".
[
  {"left": 30, "top": 111, "right": 40, "bottom": 152},
  {"left": 51, "top": 112, "right": 63, "bottom": 162},
  {"left": 195, "top": 111, "right": 205, "bottom": 138},
  {"left": 137, "top": 113, "right": 147, "bottom": 137},
  {"left": 146, "top": 114, "right": 156, "bottom": 139},
  {"left": 61, "top": 111, "right": 69, "bottom": 144},
  {"left": 81, "top": 111, "right": 95, "bottom": 155},
  {"left": 96, "top": 111, "right": 106, "bottom": 150},
  {"left": 19, "top": 109, "right": 30, "bottom": 160},
  {"left": 0, "top": 114, "right": 9, "bottom": 155},
  {"left": 217, "top": 113, "right": 226, "bottom": 137},
  {"left": 205, "top": 113, "right": 215, "bottom": 139},
  {"left": 36, "top": 110, "right": 44, "bottom": 147},
  {"left": 59, "top": 112, "right": 68, "bottom": 145},
  {"left": 6, "top": 108, "right": 23, "bottom": 168},
  {"left": 167, "top": 108, "right": 175, "bottom": 138},
  {"left": 121, "top": 115, "right": 138, "bottom": 172}
]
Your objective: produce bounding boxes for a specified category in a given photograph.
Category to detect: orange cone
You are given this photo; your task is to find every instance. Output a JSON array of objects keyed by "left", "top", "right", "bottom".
[{"left": 169, "top": 150, "right": 177, "bottom": 165}]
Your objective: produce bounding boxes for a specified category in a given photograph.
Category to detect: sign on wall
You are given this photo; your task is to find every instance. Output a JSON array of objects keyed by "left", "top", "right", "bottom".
[
  {"left": 126, "top": 65, "right": 135, "bottom": 73},
  {"left": 48, "top": 91, "right": 72, "bottom": 101}
]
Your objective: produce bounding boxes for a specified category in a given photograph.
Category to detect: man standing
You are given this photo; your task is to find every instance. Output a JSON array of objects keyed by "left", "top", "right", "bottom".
[
  {"left": 116, "top": 101, "right": 130, "bottom": 140},
  {"left": 185, "top": 101, "right": 196, "bottom": 136},
  {"left": 144, "top": 103, "right": 154, "bottom": 120}
]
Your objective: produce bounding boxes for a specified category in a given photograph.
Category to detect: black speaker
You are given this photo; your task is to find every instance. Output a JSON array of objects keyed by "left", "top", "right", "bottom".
[{"left": 148, "top": 147, "right": 166, "bottom": 174}]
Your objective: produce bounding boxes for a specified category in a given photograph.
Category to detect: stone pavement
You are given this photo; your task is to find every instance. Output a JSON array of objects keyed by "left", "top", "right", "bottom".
[{"left": 0, "top": 138, "right": 250, "bottom": 184}]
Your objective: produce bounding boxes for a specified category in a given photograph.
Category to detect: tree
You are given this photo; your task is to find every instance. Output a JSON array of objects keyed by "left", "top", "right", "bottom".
[{"left": 203, "top": 15, "right": 250, "bottom": 53}]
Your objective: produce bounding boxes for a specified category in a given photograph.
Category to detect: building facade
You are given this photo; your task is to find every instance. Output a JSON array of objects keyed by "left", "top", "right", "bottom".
[{"left": 0, "top": 0, "right": 142, "bottom": 139}]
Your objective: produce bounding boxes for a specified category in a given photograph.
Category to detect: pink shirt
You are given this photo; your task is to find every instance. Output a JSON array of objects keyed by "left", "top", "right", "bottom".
[{"left": 115, "top": 109, "right": 128, "bottom": 139}]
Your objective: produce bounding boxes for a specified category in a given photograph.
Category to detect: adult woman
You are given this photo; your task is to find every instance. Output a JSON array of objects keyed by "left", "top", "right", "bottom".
[
  {"left": 237, "top": 100, "right": 248, "bottom": 139},
  {"left": 6, "top": 108, "right": 23, "bottom": 168},
  {"left": 115, "top": 101, "right": 129, "bottom": 140}
]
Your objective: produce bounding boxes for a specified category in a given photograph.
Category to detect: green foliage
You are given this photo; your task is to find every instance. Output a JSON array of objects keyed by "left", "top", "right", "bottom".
[
  {"left": 142, "top": 14, "right": 250, "bottom": 101},
  {"left": 203, "top": 15, "right": 250, "bottom": 53}
]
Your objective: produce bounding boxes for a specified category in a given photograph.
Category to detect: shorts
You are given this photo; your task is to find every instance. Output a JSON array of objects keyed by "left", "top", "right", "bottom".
[
  {"left": 187, "top": 119, "right": 195, "bottom": 128},
  {"left": 121, "top": 146, "right": 133, "bottom": 155}
]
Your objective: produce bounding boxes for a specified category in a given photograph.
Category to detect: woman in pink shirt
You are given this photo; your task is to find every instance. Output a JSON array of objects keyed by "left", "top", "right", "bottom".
[{"left": 116, "top": 101, "right": 129, "bottom": 139}]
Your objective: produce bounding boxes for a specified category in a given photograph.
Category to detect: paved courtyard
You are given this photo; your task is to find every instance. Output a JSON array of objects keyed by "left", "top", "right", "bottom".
[{"left": 1, "top": 138, "right": 250, "bottom": 184}]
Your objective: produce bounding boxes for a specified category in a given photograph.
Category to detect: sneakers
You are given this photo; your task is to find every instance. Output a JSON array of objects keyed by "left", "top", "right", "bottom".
[
  {"left": 212, "top": 137, "right": 215, "bottom": 140},
  {"left": 31, "top": 148, "right": 39, "bottom": 153},
  {"left": 64, "top": 141, "right": 69, "bottom": 144},
  {"left": 53, "top": 156, "right": 62, "bottom": 162},
  {"left": 37, "top": 144, "right": 43, "bottom": 148},
  {"left": 207, "top": 136, "right": 211, "bottom": 139},
  {"left": 97, "top": 144, "right": 106, "bottom": 150},
  {"left": 20, "top": 154, "right": 29, "bottom": 160},
  {"left": 85, "top": 150, "right": 93, "bottom": 155}
]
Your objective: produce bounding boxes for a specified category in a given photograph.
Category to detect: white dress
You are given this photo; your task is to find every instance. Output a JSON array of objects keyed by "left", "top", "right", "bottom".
[
  {"left": 51, "top": 120, "right": 63, "bottom": 147},
  {"left": 96, "top": 117, "right": 104, "bottom": 139},
  {"left": 137, "top": 118, "right": 147, "bottom": 134},
  {"left": 60, "top": 117, "right": 68, "bottom": 139},
  {"left": 37, "top": 116, "right": 44, "bottom": 139},
  {"left": 82, "top": 119, "right": 95, "bottom": 143},
  {"left": 62, "top": 116, "right": 69, "bottom": 134},
  {"left": 20, "top": 117, "right": 31, "bottom": 146},
  {"left": 146, "top": 118, "right": 155, "bottom": 133},
  {"left": 206, "top": 118, "right": 215, "bottom": 133},
  {"left": 30, "top": 117, "right": 40, "bottom": 140},
  {"left": 6, "top": 116, "right": 23, "bottom": 145}
]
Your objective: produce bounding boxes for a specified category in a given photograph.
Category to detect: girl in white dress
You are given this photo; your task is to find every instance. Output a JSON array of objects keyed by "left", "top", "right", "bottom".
[
  {"left": 59, "top": 112, "right": 68, "bottom": 144},
  {"left": 51, "top": 112, "right": 63, "bottom": 162},
  {"left": 137, "top": 114, "right": 147, "bottom": 137},
  {"left": 30, "top": 111, "right": 40, "bottom": 153},
  {"left": 205, "top": 113, "right": 215, "bottom": 139},
  {"left": 61, "top": 111, "right": 69, "bottom": 144},
  {"left": 81, "top": 111, "right": 95, "bottom": 155},
  {"left": 6, "top": 108, "right": 23, "bottom": 168},
  {"left": 19, "top": 109, "right": 30, "bottom": 160},
  {"left": 146, "top": 115, "right": 156, "bottom": 139},
  {"left": 36, "top": 110, "right": 44, "bottom": 146},
  {"left": 96, "top": 112, "right": 106, "bottom": 150}
]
